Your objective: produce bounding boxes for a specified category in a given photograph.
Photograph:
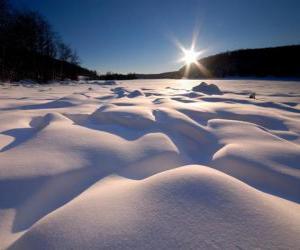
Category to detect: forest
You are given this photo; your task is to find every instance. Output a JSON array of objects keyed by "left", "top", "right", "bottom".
[
  {"left": 180, "top": 45, "right": 300, "bottom": 79},
  {"left": 137, "top": 45, "right": 300, "bottom": 79},
  {"left": 0, "top": 0, "right": 99, "bottom": 82}
]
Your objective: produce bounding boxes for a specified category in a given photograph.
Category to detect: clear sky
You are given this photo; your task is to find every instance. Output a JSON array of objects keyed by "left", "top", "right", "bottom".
[{"left": 11, "top": 0, "right": 300, "bottom": 74}]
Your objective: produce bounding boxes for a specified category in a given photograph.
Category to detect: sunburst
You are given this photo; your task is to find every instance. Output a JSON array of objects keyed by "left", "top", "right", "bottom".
[
  {"left": 175, "top": 35, "right": 210, "bottom": 78},
  {"left": 180, "top": 47, "right": 202, "bottom": 65}
]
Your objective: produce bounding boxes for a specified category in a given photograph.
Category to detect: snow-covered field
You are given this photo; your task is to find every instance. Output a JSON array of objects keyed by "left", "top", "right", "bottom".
[{"left": 0, "top": 79, "right": 300, "bottom": 249}]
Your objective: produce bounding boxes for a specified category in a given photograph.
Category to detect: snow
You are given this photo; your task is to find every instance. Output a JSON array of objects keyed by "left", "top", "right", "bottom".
[
  {"left": 192, "top": 81, "right": 223, "bottom": 95},
  {"left": 0, "top": 79, "right": 300, "bottom": 249}
]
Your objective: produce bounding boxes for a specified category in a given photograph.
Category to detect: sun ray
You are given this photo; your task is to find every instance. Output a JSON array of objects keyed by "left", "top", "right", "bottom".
[
  {"left": 172, "top": 30, "right": 212, "bottom": 78},
  {"left": 180, "top": 48, "right": 202, "bottom": 65},
  {"left": 193, "top": 61, "right": 211, "bottom": 77}
]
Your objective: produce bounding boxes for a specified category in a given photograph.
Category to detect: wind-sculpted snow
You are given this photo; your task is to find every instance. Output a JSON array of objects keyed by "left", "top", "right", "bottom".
[
  {"left": 8, "top": 166, "right": 300, "bottom": 250},
  {"left": 0, "top": 80, "right": 299, "bottom": 249}
]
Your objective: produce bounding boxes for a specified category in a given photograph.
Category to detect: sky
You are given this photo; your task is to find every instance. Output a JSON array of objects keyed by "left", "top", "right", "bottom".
[{"left": 11, "top": 0, "right": 300, "bottom": 74}]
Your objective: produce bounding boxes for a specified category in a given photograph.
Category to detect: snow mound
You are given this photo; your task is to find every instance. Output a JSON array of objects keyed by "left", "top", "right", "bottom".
[
  {"left": 192, "top": 82, "right": 223, "bottom": 95},
  {"left": 30, "top": 113, "right": 70, "bottom": 130},
  {"left": 127, "top": 89, "right": 144, "bottom": 98},
  {"left": 9, "top": 166, "right": 300, "bottom": 250},
  {"left": 104, "top": 80, "right": 117, "bottom": 85},
  {"left": 210, "top": 119, "right": 300, "bottom": 201},
  {"left": 91, "top": 105, "right": 155, "bottom": 128},
  {"left": 111, "top": 88, "right": 144, "bottom": 98},
  {"left": 111, "top": 87, "right": 129, "bottom": 98},
  {"left": 1, "top": 79, "right": 300, "bottom": 249}
]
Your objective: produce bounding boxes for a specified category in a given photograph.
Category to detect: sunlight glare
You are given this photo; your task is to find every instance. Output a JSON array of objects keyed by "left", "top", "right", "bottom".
[
  {"left": 182, "top": 48, "right": 200, "bottom": 65},
  {"left": 173, "top": 32, "right": 211, "bottom": 78}
]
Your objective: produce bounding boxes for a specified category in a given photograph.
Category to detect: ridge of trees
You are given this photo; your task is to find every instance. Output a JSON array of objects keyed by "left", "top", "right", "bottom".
[
  {"left": 0, "top": 0, "right": 98, "bottom": 82},
  {"left": 179, "top": 45, "right": 300, "bottom": 79},
  {"left": 99, "top": 72, "right": 137, "bottom": 80},
  {"left": 136, "top": 45, "right": 300, "bottom": 79}
]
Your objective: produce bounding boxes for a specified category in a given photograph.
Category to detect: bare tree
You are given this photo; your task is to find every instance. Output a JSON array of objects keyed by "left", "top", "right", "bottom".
[
  {"left": 57, "top": 42, "right": 72, "bottom": 61},
  {"left": 70, "top": 49, "right": 80, "bottom": 65},
  {"left": 0, "top": 1, "right": 94, "bottom": 82}
]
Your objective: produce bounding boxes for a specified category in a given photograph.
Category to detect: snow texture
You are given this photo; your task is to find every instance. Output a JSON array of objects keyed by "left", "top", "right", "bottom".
[
  {"left": 0, "top": 79, "right": 299, "bottom": 249},
  {"left": 192, "top": 81, "right": 223, "bottom": 95}
]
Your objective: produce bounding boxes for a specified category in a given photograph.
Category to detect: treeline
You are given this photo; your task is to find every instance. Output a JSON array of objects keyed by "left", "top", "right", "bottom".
[
  {"left": 137, "top": 45, "right": 300, "bottom": 79},
  {"left": 0, "top": 0, "right": 98, "bottom": 82},
  {"left": 180, "top": 45, "right": 300, "bottom": 79},
  {"left": 99, "top": 72, "right": 137, "bottom": 80},
  {"left": 136, "top": 71, "right": 180, "bottom": 79}
]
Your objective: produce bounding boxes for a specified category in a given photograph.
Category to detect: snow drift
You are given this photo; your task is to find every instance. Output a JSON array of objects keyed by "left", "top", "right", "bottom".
[
  {"left": 192, "top": 82, "right": 223, "bottom": 95},
  {"left": 0, "top": 79, "right": 299, "bottom": 249},
  {"left": 9, "top": 166, "right": 300, "bottom": 250}
]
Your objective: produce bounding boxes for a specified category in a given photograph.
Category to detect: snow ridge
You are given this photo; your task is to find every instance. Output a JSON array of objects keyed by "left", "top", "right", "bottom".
[{"left": 0, "top": 80, "right": 299, "bottom": 249}]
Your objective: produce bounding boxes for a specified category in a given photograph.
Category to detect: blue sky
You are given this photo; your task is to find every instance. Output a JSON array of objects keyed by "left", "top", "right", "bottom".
[{"left": 11, "top": 0, "right": 300, "bottom": 74}]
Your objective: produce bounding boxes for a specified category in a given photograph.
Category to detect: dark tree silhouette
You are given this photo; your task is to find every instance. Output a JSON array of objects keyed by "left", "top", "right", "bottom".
[
  {"left": 137, "top": 45, "right": 300, "bottom": 79},
  {"left": 57, "top": 42, "right": 72, "bottom": 61},
  {"left": 99, "top": 72, "right": 137, "bottom": 80},
  {"left": 70, "top": 50, "right": 80, "bottom": 65},
  {"left": 0, "top": 0, "right": 98, "bottom": 82},
  {"left": 179, "top": 45, "right": 300, "bottom": 79}
]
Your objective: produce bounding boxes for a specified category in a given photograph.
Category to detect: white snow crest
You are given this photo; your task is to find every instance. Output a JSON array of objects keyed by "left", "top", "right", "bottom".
[{"left": 0, "top": 80, "right": 299, "bottom": 249}]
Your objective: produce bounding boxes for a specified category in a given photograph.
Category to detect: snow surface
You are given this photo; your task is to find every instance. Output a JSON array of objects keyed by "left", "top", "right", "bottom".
[
  {"left": 192, "top": 81, "right": 223, "bottom": 95},
  {"left": 0, "top": 79, "right": 299, "bottom": 249}
]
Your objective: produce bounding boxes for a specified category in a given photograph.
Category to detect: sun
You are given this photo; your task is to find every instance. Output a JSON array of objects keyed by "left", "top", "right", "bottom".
[
  {"left": 174, "top": 36, "right": 209, "bottom": 77},
  {"left": 182, "top": 48, "right": 200, "bottom": 65},
  {"left": 179, "top": 46, "right": 202, "bottom": 66}
]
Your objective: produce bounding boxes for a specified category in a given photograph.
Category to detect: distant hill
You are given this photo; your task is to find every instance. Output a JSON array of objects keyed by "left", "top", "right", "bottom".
[
  {"left": 136, "top": 71, "right": 180, "bottom": 79},
  {"left": 138, "top": 45, "right": 300, "bottom": 79},
  {"left": 0, "top": 0, "right": 99, "bottom": 82},
  {"left": 1, "top": 47, "right": 99, "bottom": 82}
]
